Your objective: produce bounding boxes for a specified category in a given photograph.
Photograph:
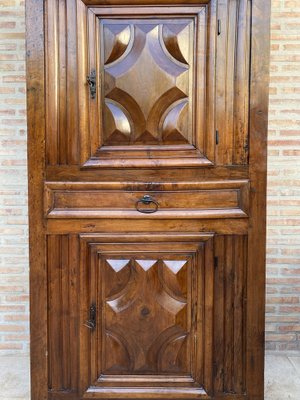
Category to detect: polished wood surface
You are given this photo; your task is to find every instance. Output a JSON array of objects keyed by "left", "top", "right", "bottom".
[
  {"left": 44, "top": 180, "right": 249, "bottom": 219},
  {"left": 26, "top": 0, "right": 271, "bottom": 399},
  {"left": 101, "top": 18, "right": 194, "bottom": 146},
  {"left": 77, "top": 233, "right": 213, "bottom": 398},
  {"left": 26, "top": 1, "right": 47, "bottom": 399}
]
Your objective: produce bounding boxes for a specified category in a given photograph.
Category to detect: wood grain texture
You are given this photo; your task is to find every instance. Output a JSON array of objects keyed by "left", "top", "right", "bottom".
[
  {"left": 246, "top": 0, "right": 271, "bottom": 399},
  {"left": 44, "top": 180, "right": 249, "bottom": 219},
  {"left": 87, "top": 5, "right": 214, "bottom": 168},
  {"left": 45, "top": 4, "right": 218, "bottom": 168},
  {"left": 79, "top": 233, "right": 214, "bottom": 398},
  {"left": 26, "top": 0, "right": 271, "bottom": 399},
  {"left": 215, "top": 0, "right": 251, "bottom": 165},
  {"left": 213, "top": 235, "right": 247, "bottom": 395},
  {"left": 46, "top": 165, "right": 250, "bottom": 182},
  {"left": 45, "top": 0, "right": 80, "bottom": 165},
  {"left": 101, "top": 19, "right": 194, "bottom": 146},
  {"left": 26, "top": 1, "right": 47, "bottom": 399},
  {"left": 47, "top": 235, "right": 79, "bottom": 396},
  {"left": 46, "top": 219, "right": 249, "bottom": 236}
]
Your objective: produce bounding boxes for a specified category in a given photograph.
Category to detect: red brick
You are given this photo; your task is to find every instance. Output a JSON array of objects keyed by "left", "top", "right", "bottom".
[{"left": 0, "top": 325, "right": 25, "bottom": 332}]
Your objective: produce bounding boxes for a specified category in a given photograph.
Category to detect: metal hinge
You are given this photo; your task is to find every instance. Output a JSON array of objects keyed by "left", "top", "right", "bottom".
[
  {"left": 214, "top": 257, "right": 218, "bottom": 269},
  {"left": 216, "top": 130, "right": 219, "bottom": 145},
  {"left": 218, "top": 19, "right": 221, "bottom": 35},
  {"left": 87, "top": 70, "right": 96, "bottom": 99}
]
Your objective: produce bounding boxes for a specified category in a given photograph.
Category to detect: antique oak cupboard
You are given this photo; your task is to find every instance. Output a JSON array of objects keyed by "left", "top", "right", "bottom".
[{"left": 26, "top": 0, "right": 270, "bottom": 399}]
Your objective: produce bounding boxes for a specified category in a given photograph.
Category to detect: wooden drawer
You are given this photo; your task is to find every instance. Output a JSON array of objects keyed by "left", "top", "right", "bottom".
[{"left": 45, "top": 181, "right": 249, "bottom": 219}]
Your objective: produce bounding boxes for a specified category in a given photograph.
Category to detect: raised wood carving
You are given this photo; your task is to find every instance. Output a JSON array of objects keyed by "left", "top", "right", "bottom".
[
  {"left": 102, "top": 20, "right": 192, "bottom": 146},
  {"left": 87, "top": 8, "right": 211, "bottom": 168},
  {"left": 44, "top": 180, "right": 249, "bottom": 220},
  {"left": 44, "top": 3, "right": 216, "bottom": 168},
  {"left": 79, "top": 233, "right": 214, "bottom": 398},
  {"left": 27, "top": 0, "right": 270, "bottom": 399},
  {"left": 103, "top": 257, "right": 189, "bottom": 374},
  {"left": 46, "top": 233, "right": 249, "bottom": 399}
]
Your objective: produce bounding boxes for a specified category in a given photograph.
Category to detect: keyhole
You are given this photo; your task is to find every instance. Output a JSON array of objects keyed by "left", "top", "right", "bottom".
[{"left": 141, "top": 307, "right": 150, "bottom": 317}]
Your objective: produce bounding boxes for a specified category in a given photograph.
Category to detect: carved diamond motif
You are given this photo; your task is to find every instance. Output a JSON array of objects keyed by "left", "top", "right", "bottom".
[
  {"left": 103, "top": 257, "right": 190, "bottom": 373},
  {"left": 102, "top": 20, "right": 193, "bottom": 145}
]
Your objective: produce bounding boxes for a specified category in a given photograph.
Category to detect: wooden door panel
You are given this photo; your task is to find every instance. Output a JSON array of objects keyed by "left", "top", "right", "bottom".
[
  {"left": 45, "top": 1, "right": 216, "bottom": 168},
  {"left": 47, "top": 235, "right": 80, "bottom": 398},
  {"left": 44, "top": 180, "right": 249, "bottom": 220},
  {"left": 47, "top": 233, "right": 248, "bottom": 399},
  {"left": 101, "top": 256, "right": 193, "bottom": 376},
  {"left": 84, "top": 6, "right": 213, "bottom": 168},
  {"left": 27, "top": 0, "right": 270, "bottom": 399},
  {"left": 44, "top": 0, "right": 252, "bottom": 171},
  {"left": 79, "top": 233, "right": 213, "bottom": 399},
  {"left": 213, "top": 235, "right": 247, "bottom": 396},
  {"left": 101, "top": 18, "right": 194, "bottom": 146},
  {"left": 215, "top": 0, "right": 251, "bottom": 165}
]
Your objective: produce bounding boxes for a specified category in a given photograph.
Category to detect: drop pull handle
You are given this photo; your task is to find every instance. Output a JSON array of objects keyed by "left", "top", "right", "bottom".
[
  {"left": 136, "top": 195, "right": 159, "bottom": 214},
  {"left": 84, "top": 303, "right": 96, "bottom": 330}
]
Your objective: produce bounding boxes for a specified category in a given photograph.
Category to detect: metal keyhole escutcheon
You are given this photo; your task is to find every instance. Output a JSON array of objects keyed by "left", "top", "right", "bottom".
[
  {"left": 84, "top": 303, "right": 96, "bottom": 331},
  {"left": 87, "top": 70, "right": 96, "bottom": 99}
]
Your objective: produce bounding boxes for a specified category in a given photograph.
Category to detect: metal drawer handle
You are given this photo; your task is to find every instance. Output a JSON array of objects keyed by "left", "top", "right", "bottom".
[{"left": 136, "top": 195, "right": 159, "bottom": 214}]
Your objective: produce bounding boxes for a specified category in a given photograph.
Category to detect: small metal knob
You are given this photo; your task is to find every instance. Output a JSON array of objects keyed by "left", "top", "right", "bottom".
[{"left": 135, "top": 195, "right": 159, "bottom": 214}]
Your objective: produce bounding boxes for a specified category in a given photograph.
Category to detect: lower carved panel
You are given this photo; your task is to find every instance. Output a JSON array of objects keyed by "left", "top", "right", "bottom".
[
  {"left": 46, "top": 233, "right": 248, "bottom": 400},
  {"left": 79, "top": 233, "right": 214, "bottom": 398},
  {"left": 103, "top": 258, "right": 190, "bottom": 375}
]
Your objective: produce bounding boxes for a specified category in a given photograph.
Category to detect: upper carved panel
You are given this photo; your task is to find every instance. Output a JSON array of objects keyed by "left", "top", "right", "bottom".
[
  {"left": 102, "top": 19, "right": 193, "bottom": 146},
  {"left": 45, "top": 2, "right": 251, "bottom": 167}
]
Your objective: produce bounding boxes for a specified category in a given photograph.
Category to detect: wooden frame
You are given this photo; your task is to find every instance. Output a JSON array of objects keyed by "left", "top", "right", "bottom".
[
  {"left": 81, "top": 6, "right": 214, "bottom": 168},
  {"left": 78, "top": 233, "right": 214, "bottom": 398},
  {"left": 26, "top": 1, "right": 271, "bottom": 399}
]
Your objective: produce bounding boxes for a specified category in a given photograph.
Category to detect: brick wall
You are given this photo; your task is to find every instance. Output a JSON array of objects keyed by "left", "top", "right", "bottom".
[
  {"left": 0, "top": 0, "right": 28, "bottom": 354},
  {"left": 266, "top": 0, "right": 300, "bottom": 351},
  {"left": 0, "top": 0, "right": 299, "bottom": 354}
]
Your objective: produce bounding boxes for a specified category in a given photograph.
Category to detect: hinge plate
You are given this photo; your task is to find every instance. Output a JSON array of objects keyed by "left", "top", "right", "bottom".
[
  {"left": 214, "top": 256, "right": 218, "bottom": 268},
  {"left": 84, "top": 303, "right": 96, "bottom": 330},
  {"left": 218, "top": 19, "right": 221, "bottom": 35}
]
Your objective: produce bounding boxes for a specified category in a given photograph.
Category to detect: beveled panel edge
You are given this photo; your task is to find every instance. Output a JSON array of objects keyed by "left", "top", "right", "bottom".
[
  {"left": 46, "top": 209, "right": 247, "bottom": 220},
  {"left": 46, "top": 219, "right": 249, "bottom": 236},
  {"left": 81, "top": 157, "right": 214, "bottom": 169},
  {"left": 79, "top": 231, "right": 215, "bottom": 242},
  {"left": 79, "top": 233, "right": 214, "bottom": 398},
  {"left": 45, "top": 165, "right": 250, "bottom": 182},
  {"left": 44, "top": 180, "right": 249, "bottom": 219},
  {"left": 81, "top": 4, "right": 214, "bottom": 168},
  {"left": 82, "top": 386, "right": 209, "bottom": 399},
  {"left": 89, "top": 5, "right": 207, "bottom": 16},
  {"left": 45, "top": 179, "right": 249, "bottom": 190}
]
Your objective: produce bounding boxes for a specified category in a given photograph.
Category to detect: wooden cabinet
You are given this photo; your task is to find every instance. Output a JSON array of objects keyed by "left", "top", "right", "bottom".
[{"left": 26, "top": 1, "right": 271, "bottom": 399}]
